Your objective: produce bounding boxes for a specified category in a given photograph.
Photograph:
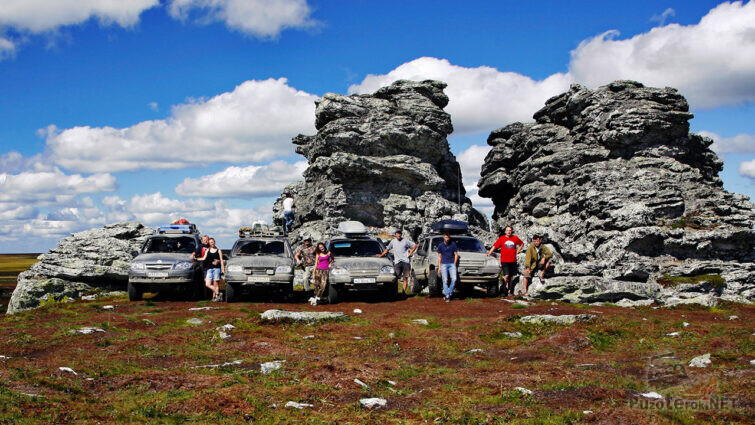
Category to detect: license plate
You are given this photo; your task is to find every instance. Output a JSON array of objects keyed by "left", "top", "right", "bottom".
[
  {"left": 353, "top": 278, "right": 376, "bottom": 284},
  {"left": 248, "top": 276, "right": 270, "bottom": 283},
  {"left": 147, "top": 271, "right": 168, "bottom": 278}
]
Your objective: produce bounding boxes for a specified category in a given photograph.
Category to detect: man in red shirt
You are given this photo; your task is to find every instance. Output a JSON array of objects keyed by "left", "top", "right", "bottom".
[{"left": 486, "top": 226, "right": 524, "bottom": 297}]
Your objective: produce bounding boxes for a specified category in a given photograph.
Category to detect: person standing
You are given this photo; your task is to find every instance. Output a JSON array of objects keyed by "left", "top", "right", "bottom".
[
  {"left": 522, "top": 234, "right": 553, "bottom": 295},
  {"left": 487, "top": 226, "right": 524, "bottom": 297},
  {"left": 377, "top": 229, "right": 418, "bottom": 294},
  {"left": 191, "top": 235, "right": 209, "bottom": 261},
  {"left": 437, "top": 232, "right": 459, "bottom": 302},
  {"left": 295, "top": 237, "right": 316, "bottom": 293},
  {"left": 312, "top": 242, "right": 333, "bottom": 305},
  {"left": 282, "top": 193, "right": 295, "bottom": 233},
  {"left": 196, "top": 237, "right": 225, "bottom": 302}
]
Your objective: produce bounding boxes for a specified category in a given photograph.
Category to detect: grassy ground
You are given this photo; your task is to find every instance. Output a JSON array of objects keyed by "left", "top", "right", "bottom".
[
  {"left": 0, "top": 290, "right": 752, "bottom": 424},
  {"left": 0, "top": 254, "right": 38, "bottom": 314}
]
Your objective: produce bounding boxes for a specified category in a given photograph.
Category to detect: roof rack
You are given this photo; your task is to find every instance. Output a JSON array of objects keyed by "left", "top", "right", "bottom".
[
  {"left": 157, "top": 224, "right": 198, "bottom": 234},
  {"left": 430, "top": 220, "right": 469, "bottom": 235},
  {"left": 338, "top": 221, "right": 368, "bottom": 236},
  {"left": 239, "top": 224, "right": 284, "bottom": 238}
]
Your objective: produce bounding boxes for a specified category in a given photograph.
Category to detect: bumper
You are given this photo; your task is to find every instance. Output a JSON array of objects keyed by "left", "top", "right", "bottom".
[
  {"left": 129, "top": 276, "right": 196, "bottom": 292},
  {"left": 226, "top": 273, "right": 293, "bottom": 287},
  {"left": 330, "top": 274, "right": 396, "bottom": 290},
  {"left": 457, "top": 273, "right": 499, "bottom": 284}
]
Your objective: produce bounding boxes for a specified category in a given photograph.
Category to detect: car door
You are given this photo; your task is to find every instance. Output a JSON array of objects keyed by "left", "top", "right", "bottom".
[{"left": 411, "top": 238, "right": 428, "bottom": 280}]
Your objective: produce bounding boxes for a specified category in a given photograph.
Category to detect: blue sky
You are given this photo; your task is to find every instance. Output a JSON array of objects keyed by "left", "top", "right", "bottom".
[{"left": 0, "top": 0, "right": 753, "bottom": 252}]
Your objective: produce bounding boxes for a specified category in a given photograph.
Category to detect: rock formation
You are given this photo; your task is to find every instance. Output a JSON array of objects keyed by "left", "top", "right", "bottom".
[
  {"left": 478, "top": 81, "right": 754, "bottom": 305},
  {"left": 274, "top": 80, "right": 488, "bottom": 243},
  {"left": 7, "top": 222, "right": 153, "bottom": 314}
]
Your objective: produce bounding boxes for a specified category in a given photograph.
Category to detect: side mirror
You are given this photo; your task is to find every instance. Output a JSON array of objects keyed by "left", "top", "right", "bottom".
[{"left": 131, "top": 250, "right": 139, "bottom": 258}]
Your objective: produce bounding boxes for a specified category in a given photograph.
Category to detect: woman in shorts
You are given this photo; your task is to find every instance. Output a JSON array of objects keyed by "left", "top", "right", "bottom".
[{"left": 196, "top": 237, "right": 225, "bottom": 301}]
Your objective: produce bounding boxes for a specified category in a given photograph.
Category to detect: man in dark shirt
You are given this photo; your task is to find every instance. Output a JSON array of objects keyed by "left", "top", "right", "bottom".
[
  {"left": 437, "top": 233, "right": 459, "bottom": 302},
  {"left": 191, "top": 235, "right": 209, "bottom": 261}
]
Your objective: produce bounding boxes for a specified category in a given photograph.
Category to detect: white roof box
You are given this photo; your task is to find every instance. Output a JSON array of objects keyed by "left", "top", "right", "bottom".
[{"left": 338, "top": 221, "right": 367, "bottom": 236}]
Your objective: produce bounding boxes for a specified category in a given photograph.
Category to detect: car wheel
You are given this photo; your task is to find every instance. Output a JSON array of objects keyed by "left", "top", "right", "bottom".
[
  {"left": 409, "top": 270, "right": 423, "bottom": 295},
  {"left": 486, "top": 280, "right": 501, "bottom": 297},
  {"left": 225, "top": 283, "right": 236, "bottom": 303},
  {"left": 428, "top": 270, "right": 442, "bottom": 298},
  {"left": 326, "top": 283, "right": 338, "bottom": 304},
  {"left": 128, "top": 281, "right": 143, "bottom": 301}
]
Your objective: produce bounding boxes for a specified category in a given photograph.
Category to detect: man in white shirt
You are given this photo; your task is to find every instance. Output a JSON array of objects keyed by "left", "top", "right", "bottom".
[
  {"left": 282, "top": 193, "right": 295, "bottom": 233},
  {"left": 378, "top": 230, "right": 418, "bottom": 294}
]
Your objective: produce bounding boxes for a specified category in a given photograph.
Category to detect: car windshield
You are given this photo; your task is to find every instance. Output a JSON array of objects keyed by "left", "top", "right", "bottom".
[
  {"left": 430, "top": 237, "right": 485, "bottom": 253},
  {"left": 143, "top": 236, "right": 196, "bottom": 253},
  {"left": 234, "top": 240, "right": 285, "bottom": 256},
  {"left": 329, "top": 240, "right": 383, "bottom": 257}
]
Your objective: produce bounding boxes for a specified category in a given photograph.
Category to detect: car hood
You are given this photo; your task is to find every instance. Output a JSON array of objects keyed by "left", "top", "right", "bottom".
[
  {"left": 227, "top": 256, "right": 290, "bottom": 268},
  {"left": 333, "top": 257, "right": 392, "bottom": 270},
  {"left": 134, "top": 253, "right": 192, "bottom": 263}
]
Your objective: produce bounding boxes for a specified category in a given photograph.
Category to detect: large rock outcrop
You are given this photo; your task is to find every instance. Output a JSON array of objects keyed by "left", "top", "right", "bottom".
[
  {"left": 478, "top": 81, "right": 754, "bottom": 305},
  {"left": 274, "top": 80, "right": 488, "bottom": 243},
  {"left": 7, "top": 222, "right": 153, "bottom": 314}
]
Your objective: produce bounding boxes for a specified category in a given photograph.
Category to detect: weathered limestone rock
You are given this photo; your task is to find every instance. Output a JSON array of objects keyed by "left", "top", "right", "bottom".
[
  {"left": 478, "top": 81, "right": 755, "bottom": 305},
  {"left": 7, "top": 222, "right": 153, "bottom": 314},
  {"left": 274, "top": 80, "right": 489, "bottom": 245},
  {"left": 260, "top": 309, "right": 347, "bottom": 323},
  {"left": 518, "top": 314, "right": 597, "bottom": 325}
]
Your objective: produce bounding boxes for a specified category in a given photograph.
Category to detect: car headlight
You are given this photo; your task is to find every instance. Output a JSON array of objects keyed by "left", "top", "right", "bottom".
[
  {"left": 173, "top": 261, "right": 193, "bottom": 270},
  {"left": 275, "top": 265, "right": 292, "bottom": 274},
  {"left": 227, "top": 265, "right": 243, "bottom": 273},
  {"left": 130, "top": 262, "right": 145, "bottom": 271},
  {"left": 331, "top": 267, "right": 349, "bottom": 275},
  {"left": 380, "top": 265, "right": 395, "bottom": 274}
]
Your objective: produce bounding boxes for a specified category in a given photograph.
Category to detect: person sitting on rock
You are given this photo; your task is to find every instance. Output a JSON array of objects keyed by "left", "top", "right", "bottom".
[
  {"left": 522, "top": 234, "right": 553, "bottom": 295},
  {"left": 487, "top": 226, "right": 524, "bottom": 297},
  {"left": 282, "top": 193, "right": 295, "bottom": 233},
  {"left": 295, "top": 237, "right": 316, "bottom": 294}
]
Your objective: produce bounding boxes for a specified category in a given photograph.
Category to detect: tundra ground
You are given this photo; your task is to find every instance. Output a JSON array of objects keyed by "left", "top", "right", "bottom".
[{"left": 0, "top": 290, "right": 752, "bottom": 424}]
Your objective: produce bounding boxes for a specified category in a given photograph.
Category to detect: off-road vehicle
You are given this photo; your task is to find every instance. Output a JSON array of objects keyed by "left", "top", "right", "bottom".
[
  {"left": 410, "top": 220, "right": 501, "bottom": 297},
  {"left": 325, "top": 221, "right": 398, "bottom": 304},
  {"left": 223, "top": 225, "right": 295, "bottom": 302},
  {"left": 128, "top": 224, "right": 204, "bottom": 301}
]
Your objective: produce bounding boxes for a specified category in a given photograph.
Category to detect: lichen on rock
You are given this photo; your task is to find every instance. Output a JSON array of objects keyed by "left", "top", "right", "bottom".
[
  {"left": 478, "top": 81, "right": 754, "bottom": 304},
  {"left": 7, "top": 222, "right": 153, "bottom": 314},
  {"left": 274, "top": 79, "right": 489, "bottom": 244}
]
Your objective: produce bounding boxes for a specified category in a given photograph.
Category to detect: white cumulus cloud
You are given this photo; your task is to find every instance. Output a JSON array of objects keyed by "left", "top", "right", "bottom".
[
  {"left": 176, "top": 160, "right": 307, "bottom": 198},
  {"left": 46, "top": 78, "right": 317, "bottom": 173},
  {"left": 349, "top": 57, "right": 572, "bottom": 134},
  {"left": 0, "top": 168, "right": 116, "bottom": 203},
  {"left": 0, "top": 0, "right": 158, "bottom": 32},
  {"left": 698, "top": 131, "right": 755, "bottom": 154},
  {"left": 456, "top": 144, "right": 494, "bottom": 216},
  {"left": 569, "top": 1, "right": 755, "bottom": 109},
  {"left": 168, "top": 0, "right": 316, "bottom": 38},
  {"left": 350, "top": 3, "right": 755, "bottom": 135},
  {"left": 739, "top": 159, "right": 755, "bottom": 179}
]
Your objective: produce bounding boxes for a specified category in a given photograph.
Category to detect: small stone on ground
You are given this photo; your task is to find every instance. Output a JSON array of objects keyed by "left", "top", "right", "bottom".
[{"left": 360, "top": 398, "right": 387, "bottom": 409}]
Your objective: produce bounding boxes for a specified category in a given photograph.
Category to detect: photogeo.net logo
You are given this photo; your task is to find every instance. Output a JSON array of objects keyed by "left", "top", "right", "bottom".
[{"left": 629, "top": 353, "right": 735, "bottom": 410}]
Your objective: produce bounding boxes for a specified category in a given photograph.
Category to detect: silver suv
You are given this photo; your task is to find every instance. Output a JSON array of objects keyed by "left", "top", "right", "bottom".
[
  {"left": 128, "top": 224, "right": 204, "bottom": 301},
  {"left": 410, "top": 221, "right": 501, "bottom": 297},
  {"left": 223, "top": 225, "right": 295, "bottom": 302},
  {"left": 325, "top": 221, "right": 398, "bottom": 304}
]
